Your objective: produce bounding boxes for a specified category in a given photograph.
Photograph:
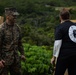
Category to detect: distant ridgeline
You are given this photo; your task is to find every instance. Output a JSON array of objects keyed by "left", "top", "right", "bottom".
[{"left": 55, "top": 7, "right": 76, "bottom": 11}]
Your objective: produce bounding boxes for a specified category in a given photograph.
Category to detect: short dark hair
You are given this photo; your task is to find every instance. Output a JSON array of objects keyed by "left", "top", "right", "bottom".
[{"left": 59, "top": 8, "right": 70, "bottom": 20}]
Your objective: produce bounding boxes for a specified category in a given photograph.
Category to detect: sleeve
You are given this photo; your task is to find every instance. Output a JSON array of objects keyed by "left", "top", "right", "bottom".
[
  {"left": 0, "top": 27, "right": 4, "bottom": 60},
  {"left": 18, "top": 27, "right": 25, "bottom": 55},
  {"left": 53, "top": 26, "right": 63, "bottom": 57},
  {"left": 53, "top": 40, "right": 62, "bottom": 57}
]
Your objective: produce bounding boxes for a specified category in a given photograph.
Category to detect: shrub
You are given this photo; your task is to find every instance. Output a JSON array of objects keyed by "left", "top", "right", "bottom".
[{"left": 21, "top": 44, "right": 53, "bottom": 75}]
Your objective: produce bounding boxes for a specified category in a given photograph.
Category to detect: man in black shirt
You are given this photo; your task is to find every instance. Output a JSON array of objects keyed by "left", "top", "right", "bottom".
[{"left": 51, "top": 8, "right": 76, "bottom": 75}]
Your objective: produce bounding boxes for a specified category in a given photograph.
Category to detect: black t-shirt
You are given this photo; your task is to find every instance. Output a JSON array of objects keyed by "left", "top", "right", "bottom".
[{"left": 55, "top": 20, "right": 76, "bottom": 58}]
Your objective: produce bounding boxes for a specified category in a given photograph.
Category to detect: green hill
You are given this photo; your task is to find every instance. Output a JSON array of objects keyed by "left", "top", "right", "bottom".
[{"left": 0, "top": 0, "right": 76, "bottom": 46}]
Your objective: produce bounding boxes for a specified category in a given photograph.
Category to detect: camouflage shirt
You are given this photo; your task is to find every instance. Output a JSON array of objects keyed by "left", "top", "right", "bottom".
[{"left": 0, "top": 22, "right": 24, "bottom": 65}]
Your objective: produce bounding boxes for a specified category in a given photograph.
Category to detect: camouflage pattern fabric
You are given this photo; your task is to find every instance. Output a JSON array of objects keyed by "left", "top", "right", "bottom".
[
  {"left": 0, "top": 22, "right": 24, "bottom": 75},
  {"left": 0, "top": 59, "right": 21, "bottom": 75}
]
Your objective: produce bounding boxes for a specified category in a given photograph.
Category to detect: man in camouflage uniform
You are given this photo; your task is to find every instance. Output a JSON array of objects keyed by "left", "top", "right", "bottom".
[{"left": 0, "top": 7, "right": 26, "bottom": 75}]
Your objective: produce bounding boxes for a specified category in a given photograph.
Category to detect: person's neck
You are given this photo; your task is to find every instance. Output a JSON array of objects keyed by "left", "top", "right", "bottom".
[
  {"left": 60, "top": 19, "right": 70, "bottom": 24},
  {"left": 6, "top": 20, "right": 14, "bottom": 26}
]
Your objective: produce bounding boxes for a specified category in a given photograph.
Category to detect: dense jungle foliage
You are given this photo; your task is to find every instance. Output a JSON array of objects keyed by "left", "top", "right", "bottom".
[{"left": 0, "top": 0, "right": 76, "bottom": 46}]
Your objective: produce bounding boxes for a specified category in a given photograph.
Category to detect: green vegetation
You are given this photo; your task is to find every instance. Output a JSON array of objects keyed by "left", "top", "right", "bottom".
[
  {"left": 0, "top": 0, "right": 76, "bottom": 46},
  {"left": 1, "top": 0, "right": 76, "bottom": 74},
  {"left": 22, "top": 44, "right": 53, "bottom": 75}
]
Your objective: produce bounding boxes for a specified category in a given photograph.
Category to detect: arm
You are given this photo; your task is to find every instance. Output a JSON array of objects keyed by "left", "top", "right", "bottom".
[
  {"left": 17, "top": 25, "right": 25, "bottom": 55},
  {"left": 18, "top": 35, "right": 26, "bottom": 61},
  {"left": 18, "top": 38, "right": 24, "bottom": 55},
  {"left": 53, "top": 40, "right": 62, "bottom": 58},
  {"left": 0, "top": 27, "right": 4, "bottom": 60},
  {"left": 51, "top": 26, "right": 63, "bottom": 64},
  {"left": 0, "top": 26, "right": 5, "bottom": 68},
  {"left": 18, "top": 27, "right": 26, "bottom": 60},
  {"left": 51, "top": 40, "right": 62, "bottom": 65}
]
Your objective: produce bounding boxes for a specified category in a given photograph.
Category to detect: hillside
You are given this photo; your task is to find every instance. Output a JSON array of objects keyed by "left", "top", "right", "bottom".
[{"left": 0, "top": 0, "right": 76, "bottom": 46}]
